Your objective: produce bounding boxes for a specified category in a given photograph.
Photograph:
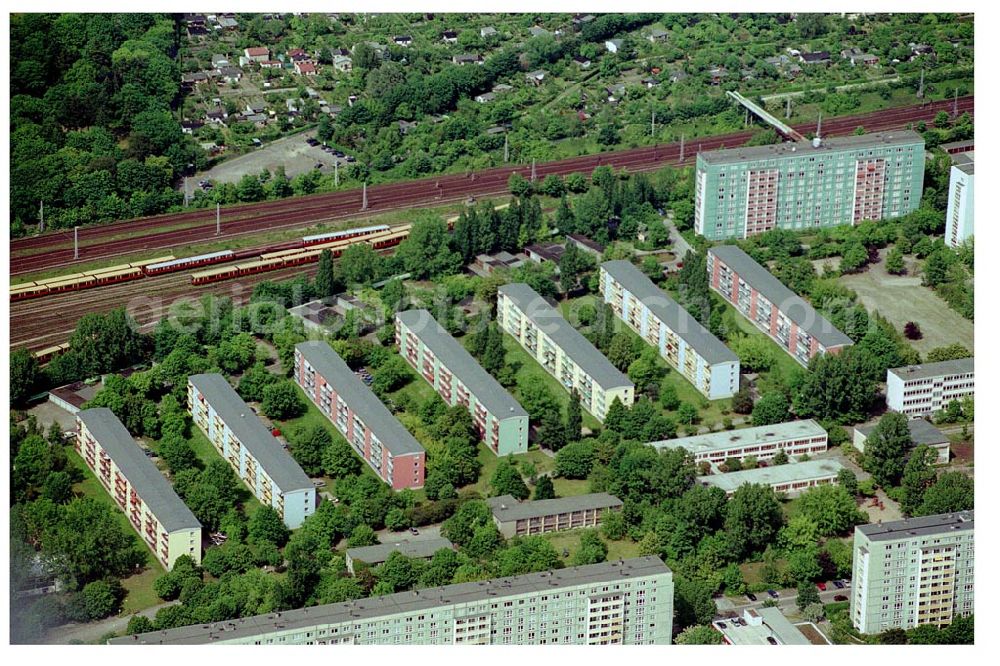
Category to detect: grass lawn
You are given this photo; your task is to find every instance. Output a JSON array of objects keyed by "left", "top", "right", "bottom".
[
  {"left": 540, "top": 529, "right": 641, "bottom": 565},
  {"left": 121, "top": 567, "right": 165, "bottom": 614},
  {"left": 181, "top": 418, "right": 264, "bottom": 516},
  {"left": 552, "top": 477, "right": 591, "bottom": 498},
  {"left": 468, "top": 445, "right": 555, "bottom": 496}
]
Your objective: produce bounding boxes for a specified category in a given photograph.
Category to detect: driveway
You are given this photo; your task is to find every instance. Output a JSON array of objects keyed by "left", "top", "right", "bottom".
[{"left": 42, "top": 600, "right": 178, "bottom": 645}]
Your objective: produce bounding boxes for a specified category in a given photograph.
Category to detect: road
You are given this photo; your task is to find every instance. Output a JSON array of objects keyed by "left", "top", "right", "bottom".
[
  {"left": 41, "top": 600, "right": 178, "bottom": 645},
  {"left": 715, "top": 584, "right": 849, "bottom": 617}
]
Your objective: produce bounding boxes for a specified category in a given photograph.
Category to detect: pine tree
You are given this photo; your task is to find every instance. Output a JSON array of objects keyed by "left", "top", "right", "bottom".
[
  {"left": 565, "top": 390, "right": 583, "bottom": 443},
  {"left": 534, "top": 475, "right": 555, "bottom": 500},
  {"left": 604, "top": 397, "right": 627, "bottom": 434},
  {"left": 481, "top": 324, "right": 506, "bottom": 375},
  {"left": 556, "top": 197, "right": 576, "bottom": 233}
]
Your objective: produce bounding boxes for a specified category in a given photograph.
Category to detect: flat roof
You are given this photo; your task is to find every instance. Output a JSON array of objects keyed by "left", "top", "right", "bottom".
[
  {"left": 498, "top": 283, "right": 633, "bottom": 391},
  {"left": 698, "top": 459, "right": 844, "bottom": 493},
  {"left": 857, "top": 511, "right": 973, "bottom": 543},
  {"left": 486, "top": 493, "right": 623, "bottom": 523},
  {"left": 648, "top": 419, "right": 826, "bottom": 455},
  {"left": 346, "top": 537, "right": 453, "bottom": 565},
  {"left": 697, "top": 129, "right": 924, "bottom": 166},
  {"left": 395, "top": 310, "right": 528, "bottom": 420},
  {"left": 855, "top": 417, "right": 948, "bottom": 447},
  {"left": 78, "top": 409, "right": 201, "bottom": 533},
  {"left": 709, "top": 245, "right": 854, "bottom": 348},
  {"left": 295, "top": 341, "right": 424, "bottom": 456},
  {"left": 110, "top": 556, "right": 671, "bottom": 645},
  {"left": 887, "top": 358, "right": 974, "bottom": 382},
  {"left": 719, "top": 607, "right": 810, "bottom": 645},
  {"left": 600, "top": 260, "right": 738, "bottom": 365},
  {"left": 188, "top": 374, "right": 313, "bottom": 493}
]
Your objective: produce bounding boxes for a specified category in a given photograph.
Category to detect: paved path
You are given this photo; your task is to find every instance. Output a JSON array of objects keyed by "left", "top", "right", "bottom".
[
  {"left": 761, "top": 76, "right": 901, "bottom": 102},
  {"left": 42, "top": 600, "right": 178, "bottom": 645}
]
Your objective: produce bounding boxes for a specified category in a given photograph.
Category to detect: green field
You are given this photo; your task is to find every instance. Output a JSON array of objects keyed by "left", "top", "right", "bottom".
[{"left": 541, "top": 529, "right": 642, "bottom": 564}]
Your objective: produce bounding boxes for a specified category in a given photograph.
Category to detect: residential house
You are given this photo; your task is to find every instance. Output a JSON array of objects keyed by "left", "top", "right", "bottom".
[
  {"left": 606, "top": 83, "right": 626, "bottom": 103},
  {"left": 393, "top": 35, "right": 413, "bottom": 47},
  {"left": 648, "top": 28, "right": 669, "bottom": 42},
  {"left": 285, "top": 98, "right": 299, "bottom": 114},
  {"left": 219, "top": 66, "right": 243, "bottom": 83},
  {"left": 442, "top": 30, "right": 458, "bottom": 44},
  {"left": 218, "top": 17, "right": 238, "bottom": 30},
  {"left": 244, "top": 113, "right": 268, "bottom": 126},
  {"left": 641, "top": 77, "right": 660, "bottom": 89},
  {"left": 181, "top": 120, "right": 204, "bottom": 135},
  {"left": 332, "top": 54, "right": 353, "bottom": 72},
  {"left": 605, "top": 39, "right": 624, "bottom": 53},
  {"left": 452, "top": 54, "right": 483, "bottom": 65},
  {"left": 799, "top": 51, "right": 831, "bottom": 64},
  {"left": 211, "top": 54, "right": 230, "bottom": 68},
  {"left": 295, "top": 61, "right": 318, "bottom": 76},
  {"left": 842, "top": 48, "right": 879, "bottom": 66},
  {"left": 246, "top": 100, "right": 267, "bottom": 115},
  {"left": 205, "top": 108, "right": 228, "bottom": 125},
  {"left": 244, "top": 46, "right": 270, "bottom": 63},
  {"left": 259, "top": 60, "right": 283, "bottom": 70},
  {"left": 181, "top": 72, "right": 209, "bottom": 87},
  {"left": 669, "top": 69, "right": 688, "bottom": 83},
  {"left": 492, "top": 83, "right": 513, "bottom": 94},
  {"left": 480, "top": 26, "right": 498, "bottom": 38},
  {"left": 910, "top": 42, "right": 935, "bottom": 58},
  {"left": 572, "top": 14, "right": 596, "bottom": 26}
]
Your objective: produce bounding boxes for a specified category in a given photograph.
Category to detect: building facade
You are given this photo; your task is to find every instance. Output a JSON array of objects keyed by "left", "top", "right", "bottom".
[
  {"left": 885, "top": 358, "right": 974, "bottom": 417},
  {"left": 694, "top": 130, "right": 925, "bottom": 240},
  {"left": 599, "top": 260, "right": 739, "bottom": 399},
  {"left": 648, "top": 419, "right": 828, "bottom": 464},
  {"left": 945, "top": 154, "right": 974, "bottom": 248},
  {"left": 487, "top": 493, "right": 624, "bottom": 538},
  {"left": 697, "top": 459, "right": 844, "bottom": 498},
  {"left": 294, "top": 341, "right": 425, "bottom": 490},
  {"left": 188, "top": 374, "right": 316, "bottom": 528},
  {"left": 396, "top": 310, "right": 529, "bottom": 456},
  {"left": 112, "top": 557, "right": 674, "bottom": 645},
  {"left": 851, "top": 511, "right": 974, "bottom": 634},
  {"left": 707, "top": 245, "right": 854, "bottom": 366},
  {"left": 76, "top": 408, "right": 201, "bottom": 570},
  {"left": 497, "top": 283, "right": 634, "bottom": 421}
]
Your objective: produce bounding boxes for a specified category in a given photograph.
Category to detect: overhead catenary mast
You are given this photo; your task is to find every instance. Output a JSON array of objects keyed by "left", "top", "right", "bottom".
[{"left": 361, "top": 182, "right": 368, "bottom": 210}]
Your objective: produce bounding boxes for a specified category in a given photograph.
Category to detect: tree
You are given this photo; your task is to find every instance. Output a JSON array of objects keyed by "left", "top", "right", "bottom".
[
  {"left": 675, "top": 624, "right": 724, "bottom": 645},
  {"left": 565, "top": 390, "right": 583, "bottom": 443},
  {"left": 339, "top": 243, "right": 382, "bottom": 285},
  {"left": 572, "top": 529, "right": 608, "bottom": 565},
  {"left": 724, "top": 484, "right": 784, "bottom": 559},
  {"left": 248, "top": 505, "right": 290, "bottom": 547},
  {"left": 731, "top": 388, "right": 753, "bottom": 414},
  {"left": 126, "top": 615, "right": 154, "bottom": 635},
  {"left": 555, "top": 441, "right": 595, "bottom": 479},
  {"left": 751, "top": 391, "right": 790, "bottom": 426},
  {"left": 677, "top": 402, "right": 699, "bottom": 426},
  {"left": 607, "top": 332, "right": 640, "bottom": 371},
  {"left": 323, "top": 436, "right": 362, "bottom": 479},
  {"left": 10, "top": 348, "right": 40, "bottom": 405},
  {"left": 730, "top": 335, "right": 776, "bottom": 373},
  {"left": 839, "top": 241, "right": 869, "bottom": 273},
  {"left": 862, "top": 412, "right": 912, "bottom": 487},
  {"left": 779, "top": 515, "right": 820, "bottom": 552},
  {"left": 81, "top": 579, "right": 123, "bottom": 620},
  {"left": 395, "top": 217, "right": 462, "bottom": 279},
  {"left": 674, "top": 577, "right": 717, "bottom": 628},
  {"left": 903, "top": 321, "right": 922, "bottom": 340},
  {"left": 287, "top": 423, "right": 331, "bottom": 477},
  {"left": 793, "top": 350, "right": 876, "bottom": 424},
  {"left": 508, "top": 173, "right": 532, "bottom": 198},
  {"left": 537, "top": 408, "right": 567, "bottom": 452},
  {"left": 533, "top": 475, "right": 555, "bottom": 500},
  {"left": 490, "top": 459, "right": 529, "bottom": 500},
  {"left": 347, "top": 524, "right": 379, "bottom": 548},
  {"left": 796, "top": 580, "right": 821, "bottom": 610},
  {"left": 772, "top": 449, "right": 789, "bottom": 465},
  {"left": 885, "top": 247, "right": 906, "bottom": 275},
  {"left": 900, "top": 445, "right": 938, "bottom": 516},
  {"left": 660, "top": 384, "right": 681, "bottom": 411},
  {"left": 925, "top": 344, "right": 972, "bottom": 363},
  {"left": 261, "top": 381, "right": 305, "bottom": 420},
  {"left": 916, "top": 472, "right": 974, "bottom": 516},
  {"left": 314, "top": 249, "right": 338, "bottom": 297},
  {"left": 797, "top": 485, "right": 866, "bottom": 536},
  {"left": 41, "top": 498, "right": 147, "bottom": 584},
  {"left": 837, "top": 468, "right": 859, "bottom": 496}
]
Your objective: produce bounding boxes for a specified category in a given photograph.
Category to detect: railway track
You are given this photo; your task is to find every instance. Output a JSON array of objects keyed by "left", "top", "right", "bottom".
[{"left": 11, "top": 96, "right": 972, "bottom": 277}]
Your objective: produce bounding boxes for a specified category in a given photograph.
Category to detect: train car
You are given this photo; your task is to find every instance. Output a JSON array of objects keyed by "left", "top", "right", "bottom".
[
  {"left": 235, "top": 257, "right": 285, "bottom": 276},
  {"left": 34, "top": 272, "right": 87, "bottom": 286},
  {"left": 302, "top": 224, "right": 390, "bottom": 246},
  {"left": 10, "top": 282, "right": 47, "bottom": 302},
  {"left": 277, "top": 248, "right": 325, "bottom": 267},
  {"left": 33, "top": 342, "right": 70, "bottom": 365},
  {"left": 82, "top": 263, "right": 133, "bottom": 276},
  {"left": 260, "top": 247, "right": 315, "bottom": 262},
  {"left": 131, "top": 255, "right": 177, "bottom": 270},
  {"left": 367, "top": 226, "right": 412, "bottom": 250},
  {"left": 144, "top": 251, "right": 232, "bottom": 275},
  {"left": 46, "top": 274, "right": 97, "bottom": 295},
  {"left": 92, "top": 267, "right": 144, "bottom": 286},
  {"left": 191, "top": 265, "right": 239, "bottom": 285}
]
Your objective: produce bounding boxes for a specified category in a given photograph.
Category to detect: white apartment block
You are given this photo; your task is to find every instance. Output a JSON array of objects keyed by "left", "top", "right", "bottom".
[
  {"left": 599, "top": 260, "right": 740, "bottom": 400},
  {"left": 945, "top": 153, "right": 974, "bottom": 248},
  {"left": 852, "top": 511, "right": 974, "bottom": 634},
  {"left": 497, "top": 283, "right": 634, "bottom": 421},
  {"left": 76, "top": 408, "right": 201, "bottom": 570},
  {"left": 113, "top": 557, "right": 675, "bottom": 645},
  {"left": 885, "top": 358, "right": 974, "bottom": 417},
  {"left": 648, "top": 419, "right": 828, "bottom": 464}
]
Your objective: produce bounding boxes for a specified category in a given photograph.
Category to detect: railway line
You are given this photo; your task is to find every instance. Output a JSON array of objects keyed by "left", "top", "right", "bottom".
[{"left": 11, "top": 96, "right": 972, "bottom": 277}]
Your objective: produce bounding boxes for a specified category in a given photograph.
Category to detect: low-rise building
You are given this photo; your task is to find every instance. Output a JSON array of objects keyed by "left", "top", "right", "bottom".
[
  {"left": 244, "top": 46, "right": 270, "bottom": 62},
  {"left": 396, "top": 310, "right": 529, "bottom": 456},
  {"left": 76, "top": 408, "right": 201, "bottom": 570},
  {"left": 332, "top": 54, "right": 353, "bottom": 72},
  {"left": 599, "top": 260, "right": 740, "bottom": 399},
  {"left": 854, "top": 417, "right": 950, "bottom": 465},
  {"left": 605, "top": 39, "right": 624, "bottom": 53},
  {"left": 497, "top": 283, "right": 634, "bottom": 420},
  {"left": 851, "top": 511, "right": 974, "bottom": 634},
  {"left": 885, "top": 358, "right": 974, "bottom": 416},
  {"left": 697, "top": 459, "right": 845, "bottom": 498},
  {"left": 707, "top": 245, "right": 854, "bottom": 366},
  {"left": 565, "top": 233, "right": 604, "bottom": 257},
  {"left": 648, "top": 28, "right": 669, "bottom": 42},
  {"left": 293, "top": 341, "right": 425, "bottom": 490},
  {"left": 648, "top": 419, "right": 828, "bottom": 464},
  {"left": 716, "top": 607, "right": 811, "bottom": 645},
  {"left": 487, "top": 493, "right": 623, "bottom": 538},
  {"left": 480, "top": 26, "right": 498, "bottom": 38},
  {"left": 188, "top": 374, "right": 316, "bottom": 528},
  {"left": 295, "top": 61, "right": 317, "bottom": 76},
  {"left": 112, "top": 557, "right": 675, "bottom": 645},
  {"left": 346, "top": 537, "right": 453, "bottom": 574}
]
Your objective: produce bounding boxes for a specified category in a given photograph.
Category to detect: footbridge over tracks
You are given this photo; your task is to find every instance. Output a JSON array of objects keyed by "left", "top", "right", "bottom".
[{"left": 727, "top": 90, "right": 805, "bottom": 142}]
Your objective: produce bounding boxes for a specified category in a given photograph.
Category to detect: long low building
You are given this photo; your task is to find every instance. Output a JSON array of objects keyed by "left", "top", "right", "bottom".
[
  {"left": 599, "top": 260, "right": 739, "bottom": 399},
  {"left": 707, "top": 245, "right": 854, "bottom": 366},
  {"left": 497, "top": 283, "right": 634, "bottom": 421},
  {"left": 188, "top": 374, "right": 316, "bottom": 528},
  {"left": 648, "top": 419, "right": 828, "bottom": 464},
  {"left": 697, "top": 459, "right": 845, "bottom": 497},
  {"left": 294, "top": 341, "right": 425, "bottom": 490},
  {"left": 111, "top": 557, "right": 675, "bottom": 645},
  {"left": 76, "top": 408, "right": 201, "bottom": 570},
  {"left": 854, "top": 417, "right": 950, "bottom": 465},
  {"left": 486, "top": 493, "right": 623, "bottom": 538},
  {"left": 716, "top": 607, "right": 811, "bottom": 645},
  {"left": 885, "top": 358, "right": 974, "bottom": 417},
  {"left": 396, "top": 309, "right": 529, "bottom": 456},
  {"left": 346, "top": 537, "right": 454, "bottom": 574}
]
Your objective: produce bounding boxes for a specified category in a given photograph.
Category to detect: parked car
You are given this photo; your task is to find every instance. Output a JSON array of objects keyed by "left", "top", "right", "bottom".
[
  {"left": 716, "top": 622, "right": 727, "bottom": 629},
  {"left": 816, "top": 582, "right": 827, "bottom": 591},
  {"left": 345, "top": 155, "right": 356, "bottom": 162},
  {"left": 314, "top": 162, "right": 324, "bottom": 170},
  {"left": 745, "top": 593, "right": 757, "bottom": 602},
  {"left": 409, "top": 527, "right": 419, "bottom": 535},
  {"left": 767, "top": 590, "right": 779, "bottom": 599},
  {"left": 766, "top": 637, "right": 778, "bottom": 645},
  {"left": 840, "top": 579, "right": 851, "bottom": 588},
  {"left": 832, "top": 580, "right": 845, "bottom": 589},
  {"left": 333, "top": 150, "right": 345, "bottom": 158},
  {"left": 306, "top": 138, "right": 319, "bottom": 146},
  {"left": 834, "top": 595, "right": 848, "bottom": 602}
]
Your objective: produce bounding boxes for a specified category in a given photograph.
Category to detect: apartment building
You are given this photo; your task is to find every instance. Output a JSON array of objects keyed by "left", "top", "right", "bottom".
[
  {"left": 487, "top": 493, "right": 624, "bottom": 538},
  {"left": 294, "top": 341, "right": 425, "bottom": 490},
  {"left": 648, "top": 419, "right": 828, "bottom": 464},
  {"left": 854, "top": 417, "right": 950, "bottom": 465},
  {"left": 396, "top": 309, "right": 529, "bottom": 456},
  {"left": 694, "top": 130, "right": 925, "bottom": 240},
  {"left": 76, "top": 408, "right": 201, "bottom": 570},
  {"left": 346, "top": 537, "right": 454, "bottom": 574},
  {"left": 707, "top": 245, "right": 854, "bottom": 366},
  {"left": 885, "top": 358, "right": 974, "bottom": 417},
  {"left": 497, "top": 283, "right": 634, "bottom": 421},
  {"left": 851, "top": 511, "right": 974, "bottom": 634},
  {"left": 599, "top": 260, "right": 739, "bottom": 399},
  {"left": 697, "top": 459, "right": 844, "bottom": 498},
  {"left": 945, "top": 152, "right": 974, "bottom": 248},
  {"left": 187, "top": 374, "right": 316, "bottom": 528},
  {"left": 112, "top": 557, "right": 674, "bottom": 645}
]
